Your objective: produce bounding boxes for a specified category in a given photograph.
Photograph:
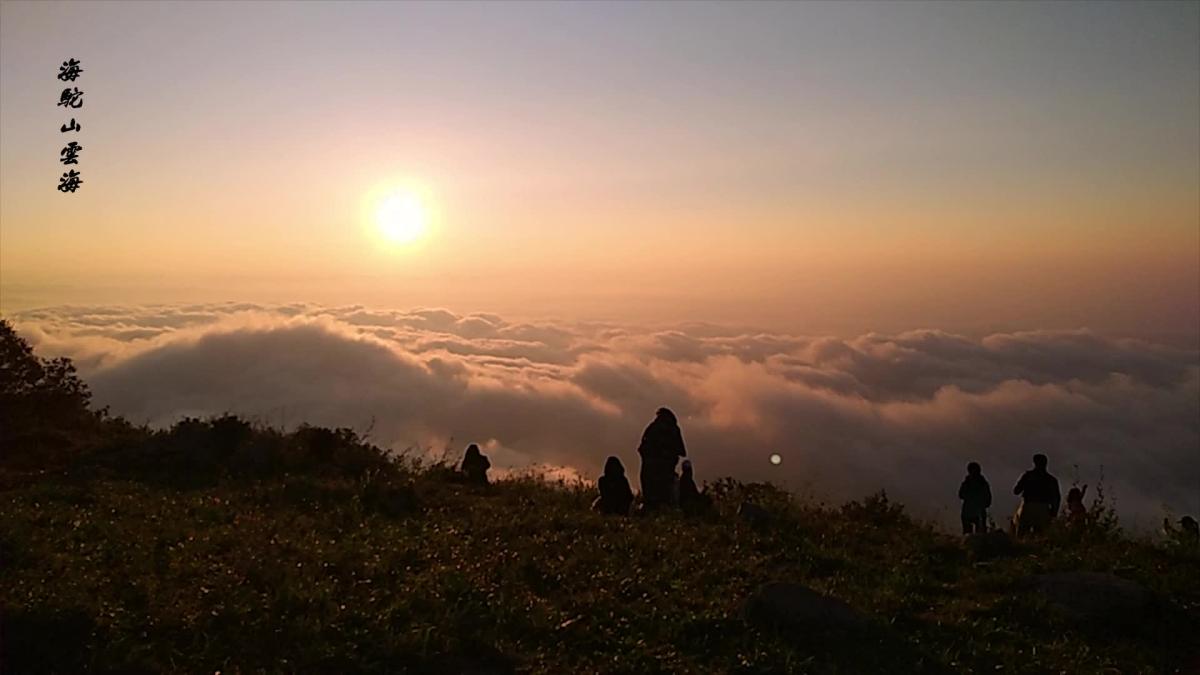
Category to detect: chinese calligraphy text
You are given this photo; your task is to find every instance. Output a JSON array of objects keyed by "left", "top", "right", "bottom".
[{"left": 55, "top": 58, "right": 85, "bottom": 193}]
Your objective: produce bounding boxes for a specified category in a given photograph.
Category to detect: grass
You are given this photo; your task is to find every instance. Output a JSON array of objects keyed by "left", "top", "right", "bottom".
[{"left": 1, "top": 418, "right": 1198, "bottom": 674}]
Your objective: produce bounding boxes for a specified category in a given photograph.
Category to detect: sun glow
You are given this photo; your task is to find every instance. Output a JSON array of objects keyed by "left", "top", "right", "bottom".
[{"left": 374, "top": 190, "right": 430, "bottom": 245}]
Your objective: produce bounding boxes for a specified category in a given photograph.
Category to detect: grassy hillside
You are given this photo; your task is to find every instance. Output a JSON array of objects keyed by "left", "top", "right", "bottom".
[{"left": 2, "top": 415, "right": 1198, "bottom": 674}]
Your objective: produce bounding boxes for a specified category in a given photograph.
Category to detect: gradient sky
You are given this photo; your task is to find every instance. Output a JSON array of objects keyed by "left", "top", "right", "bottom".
[{"left": 2, "top": 0, "right": 1197, "bottom": 340}]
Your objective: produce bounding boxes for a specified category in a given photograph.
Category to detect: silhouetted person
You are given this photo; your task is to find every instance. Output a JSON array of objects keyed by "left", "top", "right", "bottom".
[
  {"left": 678, "top": 459, "right": 713, "bottom": 516},
  {"left": 593, "top": 456, "right": 634, "bottom": 515},
  {"left": 1181, "top": 516, "right": 1200, "bottom": 544},
  {"left": 958, "top": 461, "right": 992, "bottom": 534},
  {"left": 1012, "top": 453, "right": 1060, "bottom": 537},
  {"left": 1163, "top": 516, "right": 1199, "bottom": 546},
  {"left": 460, "top": 443, "right": 491, "bottom": 486},
  {"left": 637, "top": 407, "right": 686, "bottom": 511},
  {"left": 1065, "top": 485, "right": 1088, "bottom": 527}
]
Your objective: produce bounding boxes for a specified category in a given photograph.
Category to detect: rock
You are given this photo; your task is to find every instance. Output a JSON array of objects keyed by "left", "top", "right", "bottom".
[
  {"left": 1031, "top": 572, "right": 1153, "bottom": 621},
  {"left": 744, "top": 582, "right": 866, "bottom": 631}
]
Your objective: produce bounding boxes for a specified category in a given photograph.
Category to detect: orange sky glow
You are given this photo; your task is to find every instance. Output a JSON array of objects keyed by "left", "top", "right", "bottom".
[{"left": 1, "top": 0, "right": 1197, "bottom": 341}]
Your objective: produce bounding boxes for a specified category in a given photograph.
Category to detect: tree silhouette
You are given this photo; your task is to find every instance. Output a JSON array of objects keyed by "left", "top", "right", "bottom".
[{"left": 0, "top": 319, "right": 93, "bottom": 455}]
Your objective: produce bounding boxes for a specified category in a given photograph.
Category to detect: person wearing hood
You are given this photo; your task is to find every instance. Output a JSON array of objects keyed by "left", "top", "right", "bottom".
[
  {"left": 593, "top": 456, "right": 634, "bottom": 515},
  {"left": 460, "top": 443, "right": 491, "bottom": 486},
  {"left": 637, "top": 407, "right": 687, "bottom": 511}
]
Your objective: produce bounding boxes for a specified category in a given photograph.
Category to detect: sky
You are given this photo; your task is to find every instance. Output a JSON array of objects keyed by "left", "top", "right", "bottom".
[
  {"left": 1, "top": 0, "right": 1197, "bottom": 339},
  {"left": 1, "top": 2, "right": 1198, "bottom": 526}
]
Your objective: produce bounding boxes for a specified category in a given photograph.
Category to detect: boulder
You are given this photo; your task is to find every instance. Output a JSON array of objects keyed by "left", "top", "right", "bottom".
[
  {"left": 744, "top": 582, "right": 866, "bottom": 632},
  {"left": 1031, "top": 572, "right": 1153, "bottom": 621}
]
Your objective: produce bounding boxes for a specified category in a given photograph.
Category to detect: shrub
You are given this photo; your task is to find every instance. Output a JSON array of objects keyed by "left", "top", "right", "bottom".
[{"left": 840, "top": 490, "right": 908, "bottom": 527}]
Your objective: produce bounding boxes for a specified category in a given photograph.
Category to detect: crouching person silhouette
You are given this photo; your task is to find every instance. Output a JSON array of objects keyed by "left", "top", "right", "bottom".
[
  {"left": 460, "top": 443, "right": 491, "bottom": 486},
  {"left": 593, "top": 456, "right": 634, "bottom": 515},
  {"left": 678, "top": 459, "right": 713, "bottom": 516}
]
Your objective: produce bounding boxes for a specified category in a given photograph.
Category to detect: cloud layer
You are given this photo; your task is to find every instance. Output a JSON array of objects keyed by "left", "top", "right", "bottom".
[{"left": 11, "top": 303, "right": 1199, "bottom": 528}]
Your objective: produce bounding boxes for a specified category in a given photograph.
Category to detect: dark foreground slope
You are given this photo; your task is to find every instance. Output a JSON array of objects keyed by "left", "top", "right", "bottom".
[{"left": 1, "top": 416, "right": 1198, "bottom": 674}]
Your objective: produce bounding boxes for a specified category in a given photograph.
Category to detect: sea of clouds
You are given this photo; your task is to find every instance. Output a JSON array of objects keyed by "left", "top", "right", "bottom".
[{"left": 10, "top": 303, "right": 1199, "bottom": 529}]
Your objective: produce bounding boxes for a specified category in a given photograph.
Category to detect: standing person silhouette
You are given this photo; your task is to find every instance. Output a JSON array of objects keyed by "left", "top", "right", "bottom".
[
  {"left": 637, "top": 407, "right": 686, "bottom": 511},
  {"left": 1012, "top": 453, "right": 1061, "bottom": 537},
  {"left": 958, "top": 462, "right": 992, "bottom": 534}
]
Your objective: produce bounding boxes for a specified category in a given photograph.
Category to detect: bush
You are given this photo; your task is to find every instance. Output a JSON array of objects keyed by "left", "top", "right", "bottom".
[
  {"left": 707, "top": 477, "right": 795, "bottom": 514},
  {"left": 840, "top": 489, "right": 908, "bottom": 527}
]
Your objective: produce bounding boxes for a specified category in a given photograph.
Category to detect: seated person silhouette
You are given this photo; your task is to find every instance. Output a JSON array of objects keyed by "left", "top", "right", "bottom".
[
  {"left": 593, "top": 456, "right": 634, "bottom": 515},
  {"left": 460, "top": 443, "right": 491, "bottom": 486},
  {"left": 958, "top": 462, "right": 992, "bottom": 534},
  {"left": 678, "top": 459, "right": 713, "bottom": 516}
]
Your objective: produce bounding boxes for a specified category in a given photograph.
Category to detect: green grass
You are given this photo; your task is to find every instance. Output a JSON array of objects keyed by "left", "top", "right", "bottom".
[{"left": 1, "top": 420, "right": 1198, "bottom": 674}]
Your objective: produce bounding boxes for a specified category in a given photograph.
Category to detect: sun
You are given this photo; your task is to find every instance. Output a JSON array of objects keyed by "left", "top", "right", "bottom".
[{"left": 375, "top": 190, "right": 429, "bottom": 245}]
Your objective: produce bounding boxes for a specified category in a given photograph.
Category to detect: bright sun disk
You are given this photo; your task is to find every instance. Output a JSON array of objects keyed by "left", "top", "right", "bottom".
[{"left": 376, "top": 191, "right": 429, "bottom": 245}]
